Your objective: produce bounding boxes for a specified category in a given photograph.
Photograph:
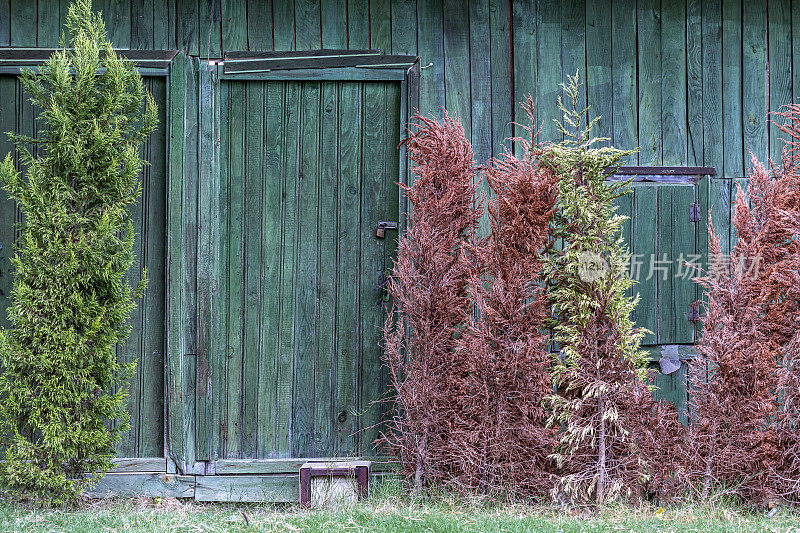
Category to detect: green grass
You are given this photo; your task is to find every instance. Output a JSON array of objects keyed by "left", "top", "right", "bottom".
[{"left": 0, "top": 480, "right": 797, "bottom": 533}]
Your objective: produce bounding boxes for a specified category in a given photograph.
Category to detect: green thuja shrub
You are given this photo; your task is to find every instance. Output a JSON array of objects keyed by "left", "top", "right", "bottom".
[
  {"left": 0, "top": 0, "right": 157, "bottom": 504},
  {"left": 543, "top": 75, "right": 656, "bottom": 503}
]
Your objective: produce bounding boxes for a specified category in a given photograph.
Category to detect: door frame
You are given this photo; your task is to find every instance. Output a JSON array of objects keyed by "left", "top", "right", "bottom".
[{"left": 165, "top": 51, "right": 420, "bottom": 476}]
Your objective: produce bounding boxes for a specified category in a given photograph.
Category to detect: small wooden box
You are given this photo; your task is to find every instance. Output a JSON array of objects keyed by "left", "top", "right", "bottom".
[{"left": 299, "top": 461, "right": 371, "bottom": 508}]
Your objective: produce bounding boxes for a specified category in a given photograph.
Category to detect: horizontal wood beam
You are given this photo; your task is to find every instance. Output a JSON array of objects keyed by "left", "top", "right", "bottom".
[
  {"left": 0, "top": 48, "right": 178, "bottom": 69},
  {"left": 194, "top": 474, "right": 298, "bottom": 503},
  {"left": 110, "top": 457, "right": 168, "bottom": 473},
  {"left": 219, "top": 67, "right": 408, "bottom": 82},
  {"left": 614, "top": 166, "right": 716, "bottom": 176},
  {"left": 86, "top": 473, "right": 195, "bottom": 498},
  {"left": 214, "top": 457, "right": 397, "bottom": 475},
  {"left": 223, "top": 54, "right": 417, "bottom": 74},
  {"left": 225, "top": 49, "right": 380, "bottom": 60}
]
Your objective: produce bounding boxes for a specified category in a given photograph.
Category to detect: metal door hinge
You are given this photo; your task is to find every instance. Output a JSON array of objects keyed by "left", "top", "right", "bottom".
[
  {"left": 376, "top": 221, "right": 398, "bottom": 238},
  {"left": 688, "top": 301, "right": 701, "bottom": 322},
  {"left": 690, "top": 202, "right": 701, "bottom": 222}
]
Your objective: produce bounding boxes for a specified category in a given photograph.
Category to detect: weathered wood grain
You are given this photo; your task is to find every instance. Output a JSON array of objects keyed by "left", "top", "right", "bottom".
[
  {"left": 194, "top": 474, "right": 297, "bottom": 502},
  {"left": 87, "top": 473, "right": 195, "bottom": 499}
]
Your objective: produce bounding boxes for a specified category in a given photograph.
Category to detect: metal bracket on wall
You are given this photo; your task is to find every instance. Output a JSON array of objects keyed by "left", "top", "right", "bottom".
[{"left": 690, "top": 202, "right": 701, "bottom": 222}]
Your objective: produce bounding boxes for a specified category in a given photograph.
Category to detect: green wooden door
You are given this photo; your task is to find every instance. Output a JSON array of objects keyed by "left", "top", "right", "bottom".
[
  {"left": 0, "top": 74, "right": 168, "bottom": 459},
  {"left": 214, "top": 80, "right": 401, "bottom": 460},
  {"left": 615, "top": 181, "right": 700, "bottom": 420}
]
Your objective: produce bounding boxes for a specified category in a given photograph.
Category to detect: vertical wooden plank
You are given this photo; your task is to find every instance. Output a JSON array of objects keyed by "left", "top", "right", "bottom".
[
  {"left": 512, "top": 0, "right": 536, "bottom": 155},
  {"left": 199, "top": 0, "right": 223, "bottom": 57},
  {"left": 273, "top": 0, "right": 295, "bottom": 51},
  {"left": 0, "top": 77, "right": 16, "bottom": 334},
  {"left": 180, "top": 58, "right": 199, "bottom": 468},
  {"left": 768, "top": 0, "right": 792, "bottom": 163},
  {"left": 177, "top": 0, "right": 200, "bottom": 55},
  {"left": 652, "top": 357, "right": 689, "bottom": 424},
  {"left": 443, "top": 0, "right": 471, "bottom": 138},
  {"left": 359, "top": 83, "right": 386, "bottom": 454},
  {"left": 195, "top": 65, "right": 216, "bottom": 462},
  {"left": 417, "top": 0, "right": 445, "bottom": 117},
  {"left": 655, "top": 187, "right": 673, "bottom": 344},
  {"left": 335, "top": 82, "right": 361, "bottom": 456},
  {"left": 213, "top": 79, "right": 230, "bottom": 460},
  {"left": 348, "top": 0, "right": 370, "bottom": 49},
  {"left": 277, "top": 82, "right": 301, "bottom": 457},
  {"left": 131, "top": 0, "right": 154, "bottom": 49},
  {"left": 0, "top": 0, "right": 10, "bottom": 46},
  {"left": 166, "top": 54, "right": 188, "bottom": 471},
  {"left": 611, "top": 0, "right": 638, "bottom": 160},
  {"left": 586, "top": 0, "right": 611, "bottom": 140},
  {"left": 560, "top": 0, "right": 586, "bottom": 116},
  {"left": 140, "top": 77, "right": 168, "bottom": 458},
  {"left": 686, "top": 0, "right": 703, "bottom": 165},
  {"left": 742, "top": 0, "right": 767, "bottom": 163},
  {"left": 94, "top": 0, "right": 131, "bottom": 48},
  {"left": 709, "top": 178, "right": 733, "bottom": 253},
  {"left": 661, "top": 0, "right": 687, "bottom": 165},
  {"left": 614, "top": 191, "right": 634, "bottom": 300},
  {"left": 313, "top": 81, "right": 339, "bottom": 457},
  {"left": 795, "top": 0, "right": 800, "bottom": 118},
  {"left": 258, "top": 81, "right": 284, "bottom": 457},
  {"left": 633, "top": 185, "right": 658, "bottom": 345},
  {"left": 222, "top": 0, "right": 248, "bottom": 52},
  {"left": 371, "top": 0, "right": 392, "bottom": 51},
  {"left": 10, "top": 0, "right": 36, "bottom": 47},
  {"left": 293, "top": 82, "right": 321, "bottom": 458},
  {"left": 702, "top": 0, "right": 723, "bottom": 174},
  {"left": 37, "top": 0, "right": 61, "bottom": 47},
  {"left": 672, "top": 185, "right": 697, "bottom": 343},
  {"left": 225, "top": 81, "right": 245, "bottom": 458},
  {"left": 537, "top": 0, "right": 561, "bottom": 143},
  {"left": 722, "top": 0, "right": 744, "bottom": 179},
  {"left": 295, "top": 0, "right": 322, "bottom": 50},
  {"left": 323, "top": 0, "right": 348, "bottom": 48},
  {"left": 391, "top": 0, "right": 417, "bottom": 54},
  {"left": 470, "top": 0, "right": 491, "bottom": 164},
  {"left": 242, "top": 81, "right": 265, "bottom": 458},
  {"left": 490, "top": 0, "right": 513, "bottom": 155},
  {"left": 153, "top": 0, "right": 173, "bottom": 49},
  {"left": 638, "top": 0, "right": 662, "bottom": 165},
  {"left": 247, "top": 0, "right": 274, "bottom": 51}
]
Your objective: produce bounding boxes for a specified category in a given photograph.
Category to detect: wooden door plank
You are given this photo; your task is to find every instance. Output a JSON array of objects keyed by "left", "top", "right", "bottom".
[
  {"left": 313, "top": 81, "right": 339, "bottom": 457},
  {"left": 37, "top": 1, "right": 61, "bottom": 47},
  {"left": 348, "top": 0, "right": 370, "bottom": 49},
  {"left": 613, "top": 189, "right": 634, "bottom": 301},
  {"left": 273, "top": 0, "right": 295, "bottom": 51},
  {"left": 672, "top": 185, "right": 697, "bottom": 343},
  {"left": 637, "top": 0, "right": 661, "bottom": 165},
  {"left": 536, "top": 0, "right": 561, "bottom": 144},
  {"left": 655, "top": 187, "right": 674, "bottom": 343},
  {"left": 247, "top": 0, "right": 274, "bottom": 51},
  {"left": 293, "top": 81, "right": 322, "bottom": 458},
  {"left": 768, "top": 0, "right": 792, "bottom": 164},
  {"left": 276, "top": 82, "right": 301, "bottom": 457},
  {"left": 242, "top": 81, "right": 266, "bottom": 458},
  {"left": 140, "top": 77, "right": 168, "bottom": 458},
  {"left": 94, "top": 0, "right": 131, "bottom": 48},
  {"left": 199, "top": 0, "right": 222, "bottom": 58},
  {"left": 335, "top": 83, "right": 362, "bottom": 457},
  {"left": 257, "top": 81, "right": 286, "bottom": 457},
  {"left": 722, "top": 0, "right": 743, "bottom": 179},
  {"left": 633, "top": 185, "right": 658, "bottom": 344},
  {"left": 213, "top": 80, "right": 232, "bottom": 460},
  {"left": 586, "top": 0, "right": 612, "bottom": 140},
  {"left": 469, "top": 0, "right": 491, "bottom": 165},
  {"left": 131, "top": 0, "right": 154, "bottom": 49},
  {"left": 0, "top": 76, "right": 17, "bottom": 333},
  {"left": 560, "top": 0, "right": 586, "bottom": 117},
  {"left": 196, "top": 65, "right": 217, "bottom": 462},
  {"left": 0, "top": 1, "right": 9, "bottom": 46},
  {"left": 225, "top": 80, "right": 246, "bottom": 458},
  {"left": 742, "top": 0, "right": 767, "bottom": 163},
  {"left": 611, "top": 0, "right": 638, "bottom": 162},
  {"left": 359, "top": 83, "right": 388, "bottom": 454}
]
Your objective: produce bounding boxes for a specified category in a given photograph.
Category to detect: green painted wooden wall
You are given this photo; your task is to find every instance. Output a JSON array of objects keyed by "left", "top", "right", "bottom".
[
  {"left": 1, "top": 0, "right": 798, "bottom": 460},
  {"left": 0, "top": 73, "right": 169, "bottom": 458}
]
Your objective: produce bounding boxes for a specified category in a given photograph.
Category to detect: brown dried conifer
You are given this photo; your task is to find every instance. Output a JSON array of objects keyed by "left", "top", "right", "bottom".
[
  {"left": 440, "top": 99, "right": 559, "bottom": 499},
  {"left": 382, "top": 112, "right": 481, "bottom": 496}
]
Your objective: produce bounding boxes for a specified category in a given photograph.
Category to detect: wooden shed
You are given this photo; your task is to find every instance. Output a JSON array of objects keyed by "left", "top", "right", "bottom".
[{"left": 0, "top": 0, "right": 795, "bottom": 501}]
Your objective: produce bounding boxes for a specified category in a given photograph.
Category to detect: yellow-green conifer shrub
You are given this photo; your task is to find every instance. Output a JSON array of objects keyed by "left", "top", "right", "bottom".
[{"left": 0, "top": 0, "right": 157, "bottom": 504}]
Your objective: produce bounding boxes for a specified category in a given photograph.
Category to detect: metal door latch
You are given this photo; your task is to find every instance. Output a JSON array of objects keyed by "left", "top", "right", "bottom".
[{"left": 376, "top": 221, "right": 398, "bottom": 239}]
